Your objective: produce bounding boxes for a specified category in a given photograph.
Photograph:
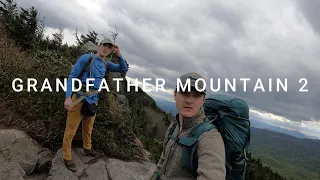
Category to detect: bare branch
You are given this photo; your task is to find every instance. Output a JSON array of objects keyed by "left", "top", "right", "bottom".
[{"left": 109, "top": 26, "right": 118, "bottom": 42}]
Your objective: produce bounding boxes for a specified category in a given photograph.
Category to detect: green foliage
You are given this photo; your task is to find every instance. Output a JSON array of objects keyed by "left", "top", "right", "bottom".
[
  {"left": 163, "top": 111, "right": 173, "bottom": 127},
  {"left": 92, "top": 120, "right": 146, "bottom": 162},
  {"left": 0, "top": 0, "right": 44, "bottom": 51},
  {"left": 248, "top": 128, "right": 320, "bottom": 180},
  {"left": 51, "top": 28, "right": 64, "bottom": 48},
  {"left": 121, "top": 80, "right": 171, "bottom": 163},
  {"left": 246, "top": 153, "right": 288, "bottom": 180},
  {"left": 0, "top": 0, "right": 151, "bottom": 162},
  {"left": 75, "top": 29, "right": 99, "bottom": 46},
  {"left": 139, "top": 135, "right": 163, "bottom": 162}
]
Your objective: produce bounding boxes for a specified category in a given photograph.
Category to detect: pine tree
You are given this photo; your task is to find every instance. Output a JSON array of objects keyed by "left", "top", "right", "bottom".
[
  {"left": 52, "top": 28, "right": 64, "bottom": 48},
  {"left": 75, "top": 29, "right": 99, "bottom": 46},
  {"left": 0, "top": 0, "right": 43, "bottom": 50},
  {"left": 246, "top": 153, "right": 288, "bottom": 180}
]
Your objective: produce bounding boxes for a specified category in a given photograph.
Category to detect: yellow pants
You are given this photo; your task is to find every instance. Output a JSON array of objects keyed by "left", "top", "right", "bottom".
[{"left": 62, "top": 93, "right": 96, "bottom": 160}]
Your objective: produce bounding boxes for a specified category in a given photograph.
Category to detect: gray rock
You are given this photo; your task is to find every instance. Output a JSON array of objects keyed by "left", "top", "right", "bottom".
[
  {"left": 0, "top": 129, "right": 41, "bottom": 174},
  {"left": 116, "top": 94, "right": 128, "bottom": 105},
  {"left": 48, "top": 173, "right": 78, "bottom": 180},
  {"left": 48, "top": 148, "right": 84, "bottom": 179},
  {"left": 0, "top": 162, "right": 26, "bottom": 180},
  {"left": 47, "top": 153, "right": 78, "bottom": 180},
  {"left": 0, "top": 153, "right": 8, "bottom": 164},
  {"left": 36, "top": 148, "right": 53, "bottom": 173},
  {"left": 0, "top": 129, "right": 159, "bottom": 180},
  {"left": 75, "top": 148, "right": 95, "bottom": 164},
  {"left": 80, "top": 160, "right": 109, "bottom": 180},
  {"left": 8, "top": 137, "right": 41, "bottom": 174},
  {"left": 0, "top": 129, "right": 17, "bottom": 150},
  {"left": 25, "top": 173, "right": 48, "bottom": 180},
  {"left": 106, "top": 158, "right": 156, "bottom": 180}
]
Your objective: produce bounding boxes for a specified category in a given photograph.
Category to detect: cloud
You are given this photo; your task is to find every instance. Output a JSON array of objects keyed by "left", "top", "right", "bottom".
[
  {"left": 295, "top": 0, "right": 320, "bottom": 35},
  {"left": 250, "top": 109, "right": 320, "bottom": 138},
  {"left": 15, "top": 0, "right": 320, "bottom": 125}
]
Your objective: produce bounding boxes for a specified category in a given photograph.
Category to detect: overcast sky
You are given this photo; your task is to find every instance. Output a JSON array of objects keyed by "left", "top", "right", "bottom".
[{"left": 16, "top": 0, "right": 320, "bottom": 138}]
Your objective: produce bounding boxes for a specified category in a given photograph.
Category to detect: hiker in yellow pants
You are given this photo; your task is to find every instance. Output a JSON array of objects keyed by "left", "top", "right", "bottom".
[
  {"left": 63, "top": 38, "right": 128, "bottom": 172},
  {"left": 63, "top": 93, "right": 96, "bottom": 160}
]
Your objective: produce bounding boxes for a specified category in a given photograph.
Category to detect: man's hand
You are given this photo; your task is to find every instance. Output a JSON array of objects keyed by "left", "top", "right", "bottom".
[
  {"left": 113, "top": 44, "right": 121, "bottom": 57},
  {"left": 64, "top": 97, "right": 74, "bottom": 112}
]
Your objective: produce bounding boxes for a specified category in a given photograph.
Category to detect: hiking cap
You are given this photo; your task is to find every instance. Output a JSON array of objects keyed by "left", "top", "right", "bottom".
[
  {"left": 100, "top": 38, "right": 114, "bottom": 45},
  {"left": 177, "top": 72, "right": 206, "bottom": 94}
]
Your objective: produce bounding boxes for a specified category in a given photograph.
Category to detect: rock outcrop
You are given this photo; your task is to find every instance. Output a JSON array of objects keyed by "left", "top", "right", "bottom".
[
  {"left": 0, "top": 129, "right": 157, "bottom": 180},
  {"left": 48, "top": 148, "right": 156, "bottom": 180},
  {"left": 0, "top": 129, "right": 53, "bottom": 180}
]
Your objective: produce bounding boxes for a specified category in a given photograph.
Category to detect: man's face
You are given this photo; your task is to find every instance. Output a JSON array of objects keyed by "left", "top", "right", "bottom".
[
  {"left": 174, "top": 89, "right": 205, "bottom": 118},
  {"left": 98, "top": 43, "right": 113, "bottom": 58}
]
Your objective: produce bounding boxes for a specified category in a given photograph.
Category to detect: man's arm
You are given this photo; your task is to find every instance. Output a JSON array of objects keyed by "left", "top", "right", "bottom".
[
  {"left": 106, "top": 55, "right": 128, "bottom": 73},
  {"left": 66, "top": 54, "right": 89, "bottom": 98},
  {"left": 196, "top": 129, "right": 226, "bottom": 180}
]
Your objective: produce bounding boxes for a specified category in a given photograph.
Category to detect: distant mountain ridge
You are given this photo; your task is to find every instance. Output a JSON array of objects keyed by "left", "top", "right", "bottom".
[
  {"left": 250, "top": 119, "right": 318, "bottom": 140},
  {"left": 153, "top": 97, "right": 178, "bottom": 115},
  {"left": 249, "top": 127, "right": 320, "bottom": 180},
  {"left": 153, "top": 97, "right": 319, "bottom": 140}
]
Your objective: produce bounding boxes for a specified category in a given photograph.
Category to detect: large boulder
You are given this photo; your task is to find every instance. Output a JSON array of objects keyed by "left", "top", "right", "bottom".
[
  {"left": 0, "top": 129, "right": 53, "bottom": 179},
  {"left": 0, "top": 162, "right": 25, "bottom": 180},
  {"left": 0, "top": 129, "right": 47, "bottom": 174}
]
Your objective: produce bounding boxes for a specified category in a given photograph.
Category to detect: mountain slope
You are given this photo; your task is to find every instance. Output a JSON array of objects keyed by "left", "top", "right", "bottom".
[
  {"left": 248, "top": 127, "right": 320, "bottom": 180},
  {"left": 251, "top": 119, "right": 317, "bottom": 139},
  {"left": 152, "top": 97, "right": 178, "bottom": 115}
]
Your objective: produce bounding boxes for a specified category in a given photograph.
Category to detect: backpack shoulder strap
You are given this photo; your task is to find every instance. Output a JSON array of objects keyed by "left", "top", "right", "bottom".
[
  {"left": 178, "top": 118, "right": 216, "bottom": 147},
  {"left": 78, "top": 53, "right": 94, "bottom": 79},
  {"left": 188, "top": 119, "right": 216, "bottom": 139},
  {"left": 165, "top": 120, "right": 178, "bottom": 145},
  {"left": 178, "top": 118, "right": 216, "bottom": 176}
]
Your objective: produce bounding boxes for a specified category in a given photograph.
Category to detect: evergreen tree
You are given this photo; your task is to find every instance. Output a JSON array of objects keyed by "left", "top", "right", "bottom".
[
  {"left": 0, "top": 0, "right": 43, "bottom": 51},
  {"left": 75, "top": 29, "right": 99, "bottom": 46},
  {"left": 246, "top": 153, "right": 288, "bottom": 180},
  {"left": 52, "top": 28, "right": 64, "bottom": 48}
]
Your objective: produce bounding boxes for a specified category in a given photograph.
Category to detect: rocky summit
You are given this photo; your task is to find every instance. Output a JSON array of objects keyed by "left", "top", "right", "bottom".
[{"left": 0, "top": 129, "right": 157, "bottom": 180}]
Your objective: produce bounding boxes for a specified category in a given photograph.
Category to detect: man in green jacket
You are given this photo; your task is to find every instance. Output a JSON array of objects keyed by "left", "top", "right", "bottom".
[{"left": 152, "top": 72, "right": 226, "bottom": 180}]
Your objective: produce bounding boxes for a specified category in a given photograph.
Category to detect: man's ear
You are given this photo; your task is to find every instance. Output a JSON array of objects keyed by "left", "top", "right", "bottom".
[
  {"left": 201, "top": 99, "right": 205, "bottom": 107},
  {"left": 201, "top": 94, "right": 205, "bottom": 105}
]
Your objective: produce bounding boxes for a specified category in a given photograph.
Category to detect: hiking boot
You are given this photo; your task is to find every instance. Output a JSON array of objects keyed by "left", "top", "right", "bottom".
[
  {"left": 83, "top": 148, "right": 97, "bottom": 157},
  {"left": 64, "top": 159, "right": 77, "bottom": 172}
]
